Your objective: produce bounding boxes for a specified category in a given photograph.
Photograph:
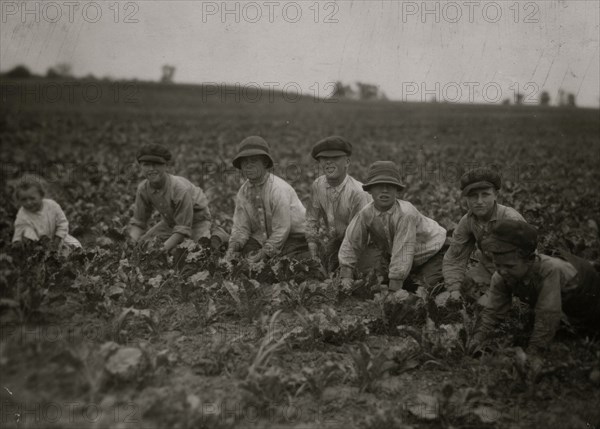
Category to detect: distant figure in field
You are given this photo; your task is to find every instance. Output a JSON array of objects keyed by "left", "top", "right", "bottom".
[
  {"left": 225, "top": 136, "right": 308, "bottom": 263},
  {"left": 443, "top": 167, "right": 525, "bottom": 298},
  {"left": 12, "top": 176, "right": 81, "bottom": 255},
  {"left": 338, "top": 161, "right": 447, "bottom": 293},
  {"left": 129, "top": 144, "right": 212, "bottom": 252},
  {"left": 475, "top": 220, "right": 600, "bottom": 354},
  {"left": 305, "top": 136, "right": 372, "bottom": 272}
]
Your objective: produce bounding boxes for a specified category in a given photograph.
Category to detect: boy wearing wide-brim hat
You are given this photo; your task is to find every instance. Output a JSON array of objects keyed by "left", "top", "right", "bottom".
[
  {"left": 305, "top": 136, "right": 372, "bottom": 272},
  {"left": 129, "top": 144, "right": 212, "bottom": 252},
  {"left": 443, "top": 167, "right": 525, "bottom": 297},
  {"left": 474, "top": 220, "right": 600, "bottom": 354},
  {"left": 338, "top": 161, "right": 447, "bottom": 292},
  {"left": 226, "top": 136, "right": 308, "bottom": 262}
]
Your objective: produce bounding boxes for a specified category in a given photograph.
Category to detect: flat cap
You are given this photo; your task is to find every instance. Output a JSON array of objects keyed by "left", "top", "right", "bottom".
[
  {"left": 460, "top": 167, "right": 501, "bottom": 196},
  {"left": 232, "top": 136, "right": 274, "bottom": 169},
  {"left": 137, "top": 144, "right": 172, "bottom": 164},
  {"left": 311, "top": 136, "right": 352, "bottom": 160},
  {"left": 481, "top": 220, "right": 538, "bottom": 255},
  {"left": 362, "top": 161, "right": 405, "bottom": 191}
]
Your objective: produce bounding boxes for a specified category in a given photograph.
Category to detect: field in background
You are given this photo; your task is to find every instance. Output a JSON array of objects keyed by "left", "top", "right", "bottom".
[{"left": 1, "top": 81, "right": 599, "bottom": 428}]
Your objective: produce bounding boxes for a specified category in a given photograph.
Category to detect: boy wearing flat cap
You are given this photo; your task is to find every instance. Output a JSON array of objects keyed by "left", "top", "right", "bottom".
[
  {"left": 129, "top": 144, "right": 212, "bottom": 252},
  {"left": 475, "top": 220, "right": 600, "bottom": 354},
  {"left": 338, "top": 161, "right": 447, "bottom": 292},
  {"left": 443, "top": 166, "right": 525, "bottom": 295},
  {"left": 226, "top": 136, "right": 307, "bottom": 262},
  {"left": 305, "top": 136, "right": 372, "bottom": 271}
]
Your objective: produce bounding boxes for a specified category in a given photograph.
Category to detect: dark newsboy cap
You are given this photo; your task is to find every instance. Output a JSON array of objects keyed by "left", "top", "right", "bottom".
[
  {"left": 311, "top": 136, "right": 352, "bottom": 160},
  {"left": 362, "top": 161, "right": 405, "bottom": 191},
  {"left": 137, "top": 144, "right": 172, "bottom": 164},
  {"left": 481, "top": 220, "right": 538, "bottom": 255},
  {"left": 460, "top": 167, "right": 501, "bottom": 196},
  {"left": 232, "top": 136, "right": 275, "bottom": 169}
]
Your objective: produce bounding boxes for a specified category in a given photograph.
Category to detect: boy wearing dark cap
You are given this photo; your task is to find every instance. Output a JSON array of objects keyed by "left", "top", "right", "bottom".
[
  {"left": 338, "top": 161, "right": 447, "bottom": 292},
  {"left": 443, "top": 167, "right": 525, "bottom": 295},
  {"left": 305, "top": 136, "right": 372, "bottom": 271},
  {"left": 475, "top": 220, "right": 600, "bottom": 353},
  {"left": 129, "top": 144, "right": 212, "bottom": 252},
  {"left": 226, "top": 136, "right": 307, "bottom": 262}
]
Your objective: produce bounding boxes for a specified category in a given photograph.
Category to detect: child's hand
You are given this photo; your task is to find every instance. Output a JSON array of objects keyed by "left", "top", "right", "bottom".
[
  {"left": 10, "top": 240, "right": 24, "bottom": 251},
  {"left": 308, "top": 242, "right": 319, "bottom": 260},
  {"left": 389, "top": 279, "right": 403, "bottom": 291},
  {"left": 247, "top": 249, "right": 265, "bottom": 264},
  {"left": 52, "top": 236, "right": 63, "bottom": 250},
  {"left": 340, "top": 277, "right": 354, "bottom": 290}
]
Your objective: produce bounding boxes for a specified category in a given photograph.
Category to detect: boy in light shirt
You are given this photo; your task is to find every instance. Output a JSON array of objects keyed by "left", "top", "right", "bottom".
[
  {"left": 339, "top": 161, "right": 447, "bottom": 292},
  {"left": 305, "top": 136, "right": 372, "bottom": 272},
  {"left": 226, "top": 136, "right": 308, "bottom": 262}
]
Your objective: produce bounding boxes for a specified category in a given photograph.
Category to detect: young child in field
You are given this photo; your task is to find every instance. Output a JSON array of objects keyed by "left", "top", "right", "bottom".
[
  {"left": 475, "top": 220, "right": 600, "bottom": 354},
  {"left": 129, "top": 144, "right": 212, "bottom": 252},
  {"left": 12, "top": 177, "right": 82, "bottom": 253},
  {"left": 226, "top": 136, "right": 308, "bottom": 262},
  {"left": 443, "top": 167, "right": 525, "bottom": 296},
  {"left": 305, "top": 136, "right": 372, "bottom": 272},
  {"left": 338, "top": 161, "right": 447, "bottom": 292}
]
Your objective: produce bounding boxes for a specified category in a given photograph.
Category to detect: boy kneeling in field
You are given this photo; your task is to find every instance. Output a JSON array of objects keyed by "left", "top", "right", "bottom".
[
  {"left": 305, "top": 136, "right": 372, "bottom": 272},
  {"left": 474, "top": 220, "right": 600, "bottom": 354},
  {"left": 225, "top": 136, "right": 308, "bottom": 263},
  {"left": 443, "top": 167, "right": 525, "bottom": 298},
  {"left": 338, "top": 161, "right": 447, "bottom": 292},
  {"left": 129, "top": 144, "right": 212, "bottom": 252}
]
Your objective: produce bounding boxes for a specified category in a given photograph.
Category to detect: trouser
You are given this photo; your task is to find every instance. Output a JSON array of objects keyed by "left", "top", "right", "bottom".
[
  {"left": 560, "top": 252, "right": 600, "bottom": 332},
  {"left": 464, "top": 261, "right": 495, "bottom": 305},
  {"left": 320, "top": 237, "right": 380, "bottom": 274},
  {"left": 139, "top": 219, "right": 211, "bottom": 243},
  {"left": 241, "top": 234, "right": 311, "bottom": 260},
  {"left": 379, "top": 241, "right": 448, "bottom": 292}
]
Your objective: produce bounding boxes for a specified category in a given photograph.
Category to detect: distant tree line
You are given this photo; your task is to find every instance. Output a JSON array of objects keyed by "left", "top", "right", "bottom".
[
  {"left": 2, "top": 64, "right": 177, "bottom": 84},
  {"left": 331, "top": 81, "right": 388, "bottom": 101},
  {"left": 503, "top": 89, "right": 577, "bottom": 107},
  {"left": 1, "top": 66, "right": 583, "bottom": 107}
]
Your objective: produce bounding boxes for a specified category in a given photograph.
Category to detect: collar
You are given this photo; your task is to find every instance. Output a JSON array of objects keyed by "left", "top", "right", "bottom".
[
  {"left": 469, "top": 202, "right": 499, "bottom": 222},
  {"left": 325, "top": 174, "right": 349, "bottom": 191},
  {"left": 374, "top": 200, "right": 399, "bottom": 217},
  {"left": 149, "top": 174, "right": 170, "bottom": 194},
  {"left": 248, "top": 172, "right": 270, "bottom": 188}
]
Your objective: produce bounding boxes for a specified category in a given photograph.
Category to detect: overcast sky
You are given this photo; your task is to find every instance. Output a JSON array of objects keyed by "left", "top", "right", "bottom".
[{"left": 2, "top": 0, "right": 599, "bottom": 106}]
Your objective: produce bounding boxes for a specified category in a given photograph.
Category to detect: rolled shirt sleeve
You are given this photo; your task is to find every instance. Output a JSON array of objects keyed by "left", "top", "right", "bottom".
[
  {"left": 477, "top": 273, "right": 513, "bottom": 335},
  {"left": 263, "top": 185, "right": 293, "bottom": 256},
  {"left": 338, "top": 213, "right": 369, "bottom": 279},
  {"left": 528, "top": 267, "right": 566, "bottom": 351},
  {"left": 388, "top": 212, "right": 418, "bottom": 281},
  {"left": 130, "top": 183, "right": 152, "bottom": 230},
  {"left": 443, "top": 214, "right": 476, "bottom": 288},
  {"left": 389, "top": 202, "right": 446, "bottom": 281},
  {"left": 229, "top": 189, "right": 253, "bottom": 252},
  {"left": 305, "top": 180, "right": 322, "bottom": 244},
  {"left": 171, "top": 188, "right": 195, "bottom": 238}
]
